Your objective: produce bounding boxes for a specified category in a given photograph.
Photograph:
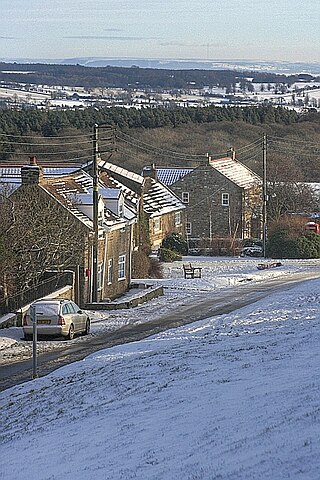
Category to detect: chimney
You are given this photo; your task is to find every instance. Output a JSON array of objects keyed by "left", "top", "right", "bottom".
[
  {"left": 142, "top": 164, "right": 157, "bottom": 180},
  {"left": 21, "top": 156, "right": 43, "bottom": 185},
  {"left": 227, "top": 147, "right": 236, "bottom": 160}
]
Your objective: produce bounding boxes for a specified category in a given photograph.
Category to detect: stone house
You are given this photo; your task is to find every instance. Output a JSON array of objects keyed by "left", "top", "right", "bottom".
[
  {"left": 96, "top": 159, "right": 186, "bottom": 252},
  {"left": 11, "top": 158, "right": 135, "bottom": 305},
  {"left": 152, "top": 153, "right": 263, "bottom": 250}
]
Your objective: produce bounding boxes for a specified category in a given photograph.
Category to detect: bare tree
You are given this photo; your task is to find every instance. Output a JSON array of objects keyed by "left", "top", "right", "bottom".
[{"left": 2, "top": 185, "right": 87, "bottom": 295}]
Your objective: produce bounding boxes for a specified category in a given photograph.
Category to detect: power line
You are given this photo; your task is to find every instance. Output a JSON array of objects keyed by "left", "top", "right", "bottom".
[
  {"left": 268, "top": 135, "right": 320, "bottom": 148},
  {"left": 116, "top": 131, "right": 207, "bottom": 160},
  {"left": 0, "top": 132, "right": 94, "bottom": 140}
]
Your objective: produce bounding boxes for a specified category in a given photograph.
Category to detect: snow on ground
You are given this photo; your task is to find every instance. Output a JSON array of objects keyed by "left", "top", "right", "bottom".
[
  {"left": 0, "top": 256, "right": 318, "bottom": 364},
  {"left": 0, "top": 256, "right": 320, "bottom": 480}
]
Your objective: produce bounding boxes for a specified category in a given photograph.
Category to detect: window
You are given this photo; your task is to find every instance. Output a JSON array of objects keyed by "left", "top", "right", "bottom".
[
  {"left": 222, "top": 193, "right": 230, "bottom": 206},
  {"left": 153, "top": 217, "right": 161, "bottom": 233},
  {"left": 182, "top": 192, "right": 190, "bottom": 204},
  {"left": 69, "top": 302, "right": 78, "bottom": 313},
  {"left": 118, "top": 255, "right": 126, "bottom": 280},
  {"left": 97, "top": 263, "right": 103, "bottom": 291},
  {"left": 186, "top": 222, "right": 192, "bottom": 235},
  {"left": 107, "top": 258, "right": 113, "bottom": 285},
  {"left": 175, "top": 211, "right": 181, "bottom": 226}
]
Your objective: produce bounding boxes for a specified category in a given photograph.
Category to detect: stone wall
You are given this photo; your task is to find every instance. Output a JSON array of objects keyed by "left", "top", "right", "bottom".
[{"left": 170, "top": 165, "right": 262, "bottom": 243}]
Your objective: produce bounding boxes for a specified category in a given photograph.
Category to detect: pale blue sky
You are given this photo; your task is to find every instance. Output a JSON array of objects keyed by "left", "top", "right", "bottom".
[{"left": 1, "top": 0, "right": 319, "bottom": 62}]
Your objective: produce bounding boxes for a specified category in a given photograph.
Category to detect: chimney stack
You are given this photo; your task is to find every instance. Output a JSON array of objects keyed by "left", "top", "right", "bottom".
[
  {"left": 142, "top": 164, "right": 157, "bottom": 180},
  {"left": 228, "top": 147, "right": 236, "bottom": 160},
  {"left": 21, "top": 156, "right": 43, "bottom": 185}
]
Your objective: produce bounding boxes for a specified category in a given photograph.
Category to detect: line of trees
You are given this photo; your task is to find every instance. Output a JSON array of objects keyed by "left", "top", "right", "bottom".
[
  {"left": 0, "top": 105, "right": 304, "bottom": 139},
  {"left": 1, "top": 62, "right": 318, "bottom": 89}
]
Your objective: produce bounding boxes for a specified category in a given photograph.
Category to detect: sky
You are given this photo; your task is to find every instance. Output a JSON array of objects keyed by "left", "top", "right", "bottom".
[
  {"left": 1, "top": 257, "right": 320, "bottom": 479},
  {"left": 1, "top": 0, "right": 319, "bottom": 63}
]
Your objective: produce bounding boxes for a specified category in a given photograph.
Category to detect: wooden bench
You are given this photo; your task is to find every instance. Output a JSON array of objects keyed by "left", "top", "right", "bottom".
[{"left": 183, "top": 263, "right": 202, "bottom": 279}]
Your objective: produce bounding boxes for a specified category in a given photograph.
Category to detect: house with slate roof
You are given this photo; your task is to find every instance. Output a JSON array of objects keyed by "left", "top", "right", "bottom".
[
  {"left": 144, "top": 153, "right": 263, "bottom": 253},
  {"left": 11, "top": 157, "right": 136, "bottom": 305},
  {"left": 95, "top": 159, "right": 186, "bottom": 252}
]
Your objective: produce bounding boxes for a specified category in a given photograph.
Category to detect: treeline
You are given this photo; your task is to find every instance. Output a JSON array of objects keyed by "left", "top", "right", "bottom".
[
  {"left": 0, "top": 62, "right": 318, "bottom": 89},
  {"left": 0, "top": 105, "right": 306, "bottom": 138}
]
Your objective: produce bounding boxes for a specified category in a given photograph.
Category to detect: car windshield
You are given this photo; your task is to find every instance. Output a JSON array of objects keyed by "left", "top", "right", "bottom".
[{"left": 33, "top": 303, "right": 59, "bottom": 316}]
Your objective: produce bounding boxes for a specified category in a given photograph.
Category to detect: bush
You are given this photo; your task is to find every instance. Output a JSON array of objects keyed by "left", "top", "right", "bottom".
[
  {"left": 297, "top": 233, "right": 320, "bottom": 258},
  {"left": 267, "top": 229, "right": 300, "bottom": 258},
  {"left": 132, "top": 250, "right": 150, "bottom": 278},
  {"left": 161, "top": 233, "right": 187, "bottom": 255},
  {"left": 158, "top": 248, "right": 182, "bottom": 262},
  {"left": 132, "top": 250, "right": 163, "bottom": 278},
  {"left": 267, "top": 227, "right": 320, "bottom": 259}
]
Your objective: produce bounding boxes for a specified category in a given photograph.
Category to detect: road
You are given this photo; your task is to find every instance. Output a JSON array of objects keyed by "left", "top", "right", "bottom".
[{"left": 0, "top": 270, "right": 319, "bottom": 392}]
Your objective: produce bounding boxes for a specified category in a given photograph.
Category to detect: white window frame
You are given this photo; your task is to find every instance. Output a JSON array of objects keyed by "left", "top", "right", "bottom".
[
  {"left": 175, "top": 211, "right": 182, "bottom": 226},
  {"left": 182, "top": 192, "right": 190, "bottom": 204},
  {"left": 97, "top": 262, "right": 103, "bottom": 291},
  {"left": 153, "top": 217, "right": 162, "bottom": 233},
  {"left": 186, "top": 222, "right": 192, "bottom": 235},
  {"left": 107, "top": 258, "right": 113, "bottom": 285},
  {"left": 118, "top": 254, "right": 126, "bottom": 280},
  {"left": 222, "top": 193, "right": 230, "bottom": 206}
]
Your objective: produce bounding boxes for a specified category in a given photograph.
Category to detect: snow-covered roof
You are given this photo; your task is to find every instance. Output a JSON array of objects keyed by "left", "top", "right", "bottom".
[
  {"left": 0, "top": 166, "right": 81, "bottom": 186},
  {"left": 155, "top": 158, "right": 261, "bottom": 189},
  {"left": 98, "top": 160, "right": 143, "bottom": 185},
  {"left": 42, "top": 170, "right": 130, "bottom": 231},
  {"left": 209, "top": 157, "right": 262, "bottom": 188},
  {"left": 156, "top": 168, "right": 194, "bottom": 186},
  {"left": 97, "top": 160, "right": 185, "bottom": 217}
]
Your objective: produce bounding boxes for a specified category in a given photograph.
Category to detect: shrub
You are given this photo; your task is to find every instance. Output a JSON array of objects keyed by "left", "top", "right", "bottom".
[
  {"left": 267, "top": 229, "right": 300, "bottom": 258},
  {"left": 297, "top": 233, "right": 320, "bottom": 259},
  {"left": 267, "top": 222, "right": 320, "bottom": 259},
  {"left": 132, "top": 250, "right": 150, "bottom": 278},
  {"left": 131, "top": 250, "right": 163, "bottom": 278},
  {"left": 159, "top": 248, "right": 182, "bottom": 262},
  {"left": 161, "top": 233, "right": 187, "bottom": 255}
]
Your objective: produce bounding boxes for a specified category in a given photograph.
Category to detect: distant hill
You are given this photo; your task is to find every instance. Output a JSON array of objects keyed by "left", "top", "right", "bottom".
[
  {"left": 1, "top": 57, "right": 320, "bottom": 75},
  {"left": 0, "top": 61, "right": 319, "bottom": 90}
]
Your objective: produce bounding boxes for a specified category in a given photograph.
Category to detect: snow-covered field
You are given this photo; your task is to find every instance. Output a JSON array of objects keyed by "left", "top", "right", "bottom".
[{"left": 1, "top": 257, "right": 320, "bottom": 480}]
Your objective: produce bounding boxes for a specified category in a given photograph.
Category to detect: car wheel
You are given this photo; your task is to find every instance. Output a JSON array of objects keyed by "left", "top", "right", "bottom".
[
  {"left": 67, "top": 324, "right": 75, "bottom": 340},
  {"left": 84, "top": 319, "right": 90, "bottom": 335},
  {"left": 24, "top": 334, "right": 32, "bottom": 341}
]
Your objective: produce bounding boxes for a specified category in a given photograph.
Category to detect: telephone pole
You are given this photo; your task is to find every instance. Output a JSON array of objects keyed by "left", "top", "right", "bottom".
[
  {"left": 92, "top": 123, "right": 99, "bottom": 302},
  {"left": 262, "top": 133, "right": 267, "bottom": 258},
  {"left": 91, "top": 124, "right": 116, "bottom": 303}
]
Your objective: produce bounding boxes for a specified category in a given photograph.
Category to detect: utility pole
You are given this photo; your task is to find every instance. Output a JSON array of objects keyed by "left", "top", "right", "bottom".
[
  {"left": 92, "top": 123, "right": 99, "bottom": 303},
  {"left": 262, "top": 133, "right": 268, "bottom": 258},
  {"left": 91, "top": 124, "right": 116, "bottom": 303},
  {"left": 31, "top": 304, "right": 38, "bottom": 379}
]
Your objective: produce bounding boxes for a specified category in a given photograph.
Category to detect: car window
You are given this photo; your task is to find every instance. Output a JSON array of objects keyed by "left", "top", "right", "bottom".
[
  {"left": 69, "top": 302, "right": 79, "bottom": 313},
  {"left": 34, "top": 303, "right": 59, "bottom": 316},
  {"left": 62, "top": 304, "right": 71, "bottom": 315}
]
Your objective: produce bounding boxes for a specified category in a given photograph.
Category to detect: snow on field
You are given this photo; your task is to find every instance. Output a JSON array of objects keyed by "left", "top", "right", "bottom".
[{"left": 0, "top": 257, "right": 320, "bottom": 479}]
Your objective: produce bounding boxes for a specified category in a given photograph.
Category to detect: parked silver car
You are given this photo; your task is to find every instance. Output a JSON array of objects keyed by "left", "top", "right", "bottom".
[{"left": 23, "top": 299, "right": 91, "bottom": 340}]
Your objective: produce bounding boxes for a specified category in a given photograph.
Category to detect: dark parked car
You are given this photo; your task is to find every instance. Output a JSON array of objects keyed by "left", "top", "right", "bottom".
[{"left": 240, "top": 246, "right": 263, "bottom": 257}]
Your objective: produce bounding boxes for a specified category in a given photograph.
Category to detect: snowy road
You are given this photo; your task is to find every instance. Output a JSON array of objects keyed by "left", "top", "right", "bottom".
[{"left": 1, "top": 268, "right": 318, "bottom": 392}]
